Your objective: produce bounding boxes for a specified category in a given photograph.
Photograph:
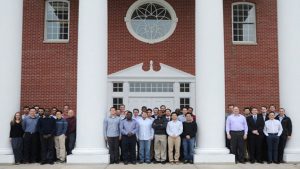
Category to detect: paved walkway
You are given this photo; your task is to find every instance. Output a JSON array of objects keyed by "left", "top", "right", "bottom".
[{"left": 0, "top": 163, "right": 300, "bottom": 169}]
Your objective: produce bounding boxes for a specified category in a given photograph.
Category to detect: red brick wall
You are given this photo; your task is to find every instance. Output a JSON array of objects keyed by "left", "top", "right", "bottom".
[
  {"left": 108, "top": 0, "right": 195, "bottom": 74},
  {"left": 224, "top": 0, "right": 279, "bottom": 109},
  {"left": 20, "top": 0, "right": 279, "bottom": 112},
  {"left": 21, "top": 0, "right": 78, "bottom": 111}
]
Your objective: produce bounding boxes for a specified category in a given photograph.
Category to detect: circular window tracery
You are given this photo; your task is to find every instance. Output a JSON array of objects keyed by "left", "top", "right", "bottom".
[{"left": 125, "top": 0, "right": 178, "bottom": 44}]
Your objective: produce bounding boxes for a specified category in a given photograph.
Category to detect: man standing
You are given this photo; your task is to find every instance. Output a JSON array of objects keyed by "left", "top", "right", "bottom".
[
  {"left": 137, "top": 112, "right": 154, "bottom": 164},
  {"left": 178, "top": 107, "right": 187, "bottom": 122},
  {"left": 226, "top": 106, "right": 248, "bottom": 163},
  {"left": 152, "top": 110, "right": 168, "bottom": 164},
  {"left": 246, "top": 107, "right": 265, "bottom": 163},
  {"left": 167, "top": 112, "right": 183, "bottom": 164},
  {"left": 66, "top": 110, "right": 76, "bottom": 155},
  {"left": 119, "top": 104, "right": 126, "bottom": 120},
  {"left": 182, "top": 113, "right": 197, "bottom": 164},
  {"left": 165, "top": 109, "right": 172, "bottom": 122},
  {"left": 120, "top": 111, "right": 139, "bottom": 165},
  {"left": 63, "top": 105, "right": 70, "bottom": 119},
  {"left": 104, "top": 107, "right": 121, "bottom": 164},
  {"left": 54, "top": 111, "right": 68, "bottom": 163},
  {"left": 133, "top": 109, "right": 142, "bottom": 121},
  {"left": 37, "top": 110, "right": 56, "bottom": 165},
  {"left": 225, "top": 104, "right": 234, "bottom": 150},
  {"left": 23, "top": 108, "right": 40, "bottom": 163},
  {"left": 263, "top": 112, "right": 283, "bottom": 164},
  {"left": 275, "top": 108, "right": 292, "bottom": 163}
]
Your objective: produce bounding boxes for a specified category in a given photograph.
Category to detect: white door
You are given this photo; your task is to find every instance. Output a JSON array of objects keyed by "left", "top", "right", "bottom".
[{"left": 128, "top": 97, "right": 174, "bottom": 112}]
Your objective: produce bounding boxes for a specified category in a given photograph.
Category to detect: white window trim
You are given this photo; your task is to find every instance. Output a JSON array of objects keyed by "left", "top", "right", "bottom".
[
  {"left": 124, "top": 0, "right": 178, "bottom": 44},
  {"left": 231, "top": 2, "right": 257, "bottom": 45},
  {"left": 44, "top": 0, "right": 70, "bottom": 43}
]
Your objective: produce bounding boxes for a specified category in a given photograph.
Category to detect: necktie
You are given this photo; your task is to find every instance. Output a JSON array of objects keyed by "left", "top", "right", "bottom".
[{"left": 254, "top": 115, "right": 257, "bottom": 123}]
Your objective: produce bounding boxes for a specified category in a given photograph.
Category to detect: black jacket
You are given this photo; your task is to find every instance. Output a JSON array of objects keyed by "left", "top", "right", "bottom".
[
  {"left": 246, "top": 114, "right": 265, "bottom": 136},
  {"left": 37, "top": 116, "right": 56, "bottom": 135},
  {"left": 182, "top": 121, "right": 197, "bottom": 138},
  {"left": 275, "top": 115, "right": 292, "bottom": 137},
  {"left": 152, "top": 116, "right": 168, "bottom": 135}
]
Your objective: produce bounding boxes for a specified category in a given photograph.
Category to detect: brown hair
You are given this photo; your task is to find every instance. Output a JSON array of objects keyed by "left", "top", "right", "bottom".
[{"left": 11, "top": 112, "right": 22, "bottom": 125}]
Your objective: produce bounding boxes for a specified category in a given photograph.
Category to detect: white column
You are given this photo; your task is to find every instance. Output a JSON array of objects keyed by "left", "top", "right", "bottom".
[
  {"left": 278, "top": 0, "right": 300, "bottom": 163},
  {"left": 67, "top": 0, "right": 109, "bottom": 164},
  {"left": 0, "top": 0, "right": 23, "bottom": 164},
  {"left": 194, "top": 0, "right": 234, "bottom": 163}
]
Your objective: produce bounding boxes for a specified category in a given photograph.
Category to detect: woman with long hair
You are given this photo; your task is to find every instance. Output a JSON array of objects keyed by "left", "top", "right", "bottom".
[{"left": 9, "top": 112, "right": 24, "bottom": 165}]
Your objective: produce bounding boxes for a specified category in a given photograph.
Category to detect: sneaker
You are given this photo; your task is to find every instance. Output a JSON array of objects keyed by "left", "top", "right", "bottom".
[{"left": 175, "top": 161, "right": 180, "bottom": 165}]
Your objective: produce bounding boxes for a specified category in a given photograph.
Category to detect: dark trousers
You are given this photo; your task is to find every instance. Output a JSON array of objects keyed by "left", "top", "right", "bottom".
[
  {"left": 248, "top": 134, "right": 263, "bottom": 162},
  {"left": 230, "top": 131, "right": 245, "bottom": 162},
  {"left": 11, "top": 137, "right": 23, "bottom": 163},
  {"left": 66, "top": 132, "right": 76, "bottom": 155},
  {"left": 266, "top": 134, "right": 279, "bottom": 162},
  {"left": 108, "top": 137, "right": 120, "bottom": 163},
  {"left": 23, "top": 132, "right": 39, "bottom": 163},
  {"left": 278, "top": 135, "right": 288, "bottom": 162},
  {"left": 40, "top": 135, "right": 54, "bottom": 163},
  {"left": 122, "top": 135, "right": 137, "bottom": 162},
  {"left": 262, "top": 136, "right": 268, "bottom": 161}
]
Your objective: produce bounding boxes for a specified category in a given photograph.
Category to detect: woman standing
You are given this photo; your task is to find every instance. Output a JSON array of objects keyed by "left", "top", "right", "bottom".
[{"left": 9, "top": 112, "right": 24, "bottom": 165}]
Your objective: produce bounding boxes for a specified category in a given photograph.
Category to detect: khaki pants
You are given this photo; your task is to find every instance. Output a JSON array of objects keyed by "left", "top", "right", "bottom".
[
  {"left": 168, "top": 136, "right": 181, "bottom": 162},
  {"left": 54, "top": 134, "right": 66, "bottom": 161},
  {"left": 154, "top": 135, "right": 167, "bottom": 162}
]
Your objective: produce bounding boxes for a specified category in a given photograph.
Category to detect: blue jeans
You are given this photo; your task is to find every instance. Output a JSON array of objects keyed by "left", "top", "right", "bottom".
[
  {"left": 182, "top": 137, "right": 195, "bottom": 161},
  {"left": 266, "top": 134, "right": 279, "bottom": 162},
  {"left": 139, "top": 140, "right": 151, "bottom": 162}
]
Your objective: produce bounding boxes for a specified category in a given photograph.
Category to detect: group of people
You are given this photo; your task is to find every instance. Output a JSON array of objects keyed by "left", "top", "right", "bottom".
[
  {"left": 226, "top": 105, "right": 292, "bottom": 164},
  {"left": 9, "top": 103, "right": 292, "bottom": 165},
  {"left": 104, "top": 105, "right": 197, "bottom": 165},
  {"left": 9, "top": 105, "right": 76, "bottom": 165}
]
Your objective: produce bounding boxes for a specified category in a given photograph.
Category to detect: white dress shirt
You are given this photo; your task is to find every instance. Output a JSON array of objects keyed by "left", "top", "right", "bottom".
[
  {"left": 263, "top": 119, "right": 283, "bottom": 136},
  {"left": 166, "top": 120, "right": 183, "bottom": 137},
  {"left": 137, "top": 118, "right": 154, "bottom": 140}
]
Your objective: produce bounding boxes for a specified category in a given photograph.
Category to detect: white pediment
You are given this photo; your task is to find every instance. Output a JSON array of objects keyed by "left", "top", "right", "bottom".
[{"left": 108, "top": 61, "right": 194, "bottom": 81}]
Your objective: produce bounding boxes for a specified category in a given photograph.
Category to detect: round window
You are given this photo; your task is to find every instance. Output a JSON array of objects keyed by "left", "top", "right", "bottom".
[{"left": 125, "top": 0, "right": 178, "bottom": 44}]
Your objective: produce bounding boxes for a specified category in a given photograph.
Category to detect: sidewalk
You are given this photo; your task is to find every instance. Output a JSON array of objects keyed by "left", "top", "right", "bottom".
[{"left": 0, "top": 163, "right": 299, "bottom": 169}]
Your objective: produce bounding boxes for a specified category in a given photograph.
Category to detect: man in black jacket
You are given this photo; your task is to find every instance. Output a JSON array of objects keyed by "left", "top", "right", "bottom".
[
  {"left": 246, "top": 107, "right": 265, "bottom": 163},
  {"left": 275, "top": 108, "right": 292, "bottom": 163},
  {"left": 152, "top": 110, "right": 168, "bottom": 164},
  {"left": 182, "top": 113, "right": 197, "bottom": 164},
  {"left": 37, "top": 111, "right": 56, "bottom": 165}
]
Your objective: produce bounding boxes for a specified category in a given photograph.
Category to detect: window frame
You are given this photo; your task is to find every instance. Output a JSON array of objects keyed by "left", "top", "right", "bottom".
[
  {"left": 44, "top": 0, "right": 70, "bottom": 43},
  {"left": 231, "top": 2, "right": 257, "bottom": 45},
  {"left": 113, "top": 97, "right": 123, "bottom": 109},
  {"left": 124, "top": 0, "right": 178, "bottom": 44},
  {"left": 180, "top": 98, "right": 190, "bottom": 109}
]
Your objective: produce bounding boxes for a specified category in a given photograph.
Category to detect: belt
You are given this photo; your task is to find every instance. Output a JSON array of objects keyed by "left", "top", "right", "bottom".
[
  {"left": 230, "top": 130, "right": 244, "bottom": 132},
  {"left": 268, "top": 133, "right": 278, "bottom": 135}
]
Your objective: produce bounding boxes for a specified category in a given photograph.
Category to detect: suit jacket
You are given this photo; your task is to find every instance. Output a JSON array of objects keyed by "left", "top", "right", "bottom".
[
  {"left": 275, "top": 115, "right": 292, "bottom": 137},
  {"left": 246, "top": 114, "right": 265, "bottom": 136}
]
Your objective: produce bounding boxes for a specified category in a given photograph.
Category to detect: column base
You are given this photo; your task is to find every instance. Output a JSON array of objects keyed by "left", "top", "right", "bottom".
[
  {"left": 0, "top": 149, "right": 14, "bottom": 164},
  {"left": 194, "top": 148, "right": 235, "bottom": 163},
  {"left": 284, "top": 149, "right": 300, "bottom": 163},
  {"left": 67, "top": 148, "right": 109, "bottom": 164}
]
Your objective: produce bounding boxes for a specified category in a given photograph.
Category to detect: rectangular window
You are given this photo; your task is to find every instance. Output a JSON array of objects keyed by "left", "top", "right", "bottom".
[
  {"left": 113, "top": 98, "right": 123, "bottom": 109},
  {"left": 180, "top": 83, "right": 190, "bottom": 92},
  {"left": 45, "top": 0, "right": 70, "bottom": 42},
  {"left": 113, "top": 83, "right": 123, "bottom": 92},
  {"left": 180, "top": 98, "right": 190, "bottom": 109},
  {"left": 129, "top": 82, "right": 173, "bottom": 92},
  {"left": 232, "top": 3, "right": 256, "bottom": 44}
]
